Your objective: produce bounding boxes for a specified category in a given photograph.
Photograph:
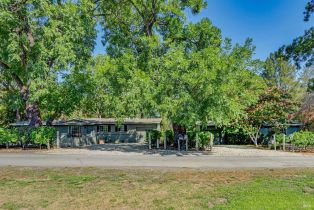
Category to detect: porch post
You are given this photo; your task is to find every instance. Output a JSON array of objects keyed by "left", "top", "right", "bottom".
[
  {"left": 148, "top": 132, "right": 152, "bottom": 150},
  {"left": 195, "top": 132, "right": 199, "bottom": 151},
  {"left": 56, "top": 130, "right": 60, "bottom": 149},
  {"left": 185, "top": 135, "right": 188, "bottom": 151},
  {"left": 164, "top": 133, "right": 167, "bottom": 150},
  {"left": 210, "top": 133, "right": 213, "bottom": 151},
  {"left": 92, "top": 130, "right": 96, "bottom": 145},
  {"left": 195, "top": 122, "right": 200, "bottom": 151}
]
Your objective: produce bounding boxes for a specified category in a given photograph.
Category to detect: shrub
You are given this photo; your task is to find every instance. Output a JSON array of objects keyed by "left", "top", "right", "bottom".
[
  {"left": 30, "top": 126, "right": 56, "bottom": 149},
  {"left": 146, "top": 130, "right": 162, "bottom": 144},
  {"left": 0, "top": 127, "right": 18, "bottom": 148},
  {"left": 291, "top": 131, "right": 314, "bottom": 147},
  {"left": 165, "top": 130, "right": 174, "bottom": 145},
  {"left": 187, "top": 131, "right": 213, "bottom": 149},
  {"left": 275, "top": 133, "right": 286, "bottom": 143}
]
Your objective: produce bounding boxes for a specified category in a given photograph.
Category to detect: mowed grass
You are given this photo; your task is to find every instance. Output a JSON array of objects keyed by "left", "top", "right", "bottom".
[{"left": 0, "top": 167, "right": 313, "bottom": 210}]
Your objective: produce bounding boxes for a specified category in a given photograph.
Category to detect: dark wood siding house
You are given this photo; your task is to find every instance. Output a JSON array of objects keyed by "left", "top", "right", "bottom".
[{"left": 12, "top": 118, "right": 161, "bottom": 147}]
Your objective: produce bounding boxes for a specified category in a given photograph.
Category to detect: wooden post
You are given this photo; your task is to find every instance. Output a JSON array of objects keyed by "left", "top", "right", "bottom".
[
  {"left": 185, "top": 135, "right": 188, "bottom": 151},
  {"left": 56, "top": 130, "right": 60, "bottom": 149},
  {"left": 148, "top": 132, "right": 152, "bottom": 150},
  {"left": 157, "top": 137, "right": 160, "bottom": 149},
  {"left": 274, "top": 134, "right": 276, "bottom": 151},
  {"left": 210, "top": 133, "right": 213, "bottom": 151},
  {"left": 283, "top": 134, "right": 286, "bottom": 151},
  {"left": 195, "top": 132, "right": 199, "bottom": 151},
  {"left": 164, "top": 133, "right": 167, "bottom": 150},
  {"left": 91, "top": 130, "right": 97, "bottom": 145}
]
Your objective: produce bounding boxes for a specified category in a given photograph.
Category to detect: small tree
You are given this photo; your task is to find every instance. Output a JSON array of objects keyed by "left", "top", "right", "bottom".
[
  {"left": 0, "top": 127, "right": 18, "bottom": 149},
  {"left": 241, "top": 87, "right": 297, "bottom": 146},
  {"left": 30, "top": 127, "right": 56, "bottom": 149}
]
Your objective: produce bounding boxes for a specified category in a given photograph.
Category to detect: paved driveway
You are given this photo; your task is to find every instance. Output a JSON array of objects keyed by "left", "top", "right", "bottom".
[{"left": 0, "top": 146, "right": 314, "bottom": 169}]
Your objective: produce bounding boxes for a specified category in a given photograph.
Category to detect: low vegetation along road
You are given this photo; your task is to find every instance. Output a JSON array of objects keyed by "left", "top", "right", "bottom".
[{"left": 0, "top": 146, "right": 314, "bottom": 168}]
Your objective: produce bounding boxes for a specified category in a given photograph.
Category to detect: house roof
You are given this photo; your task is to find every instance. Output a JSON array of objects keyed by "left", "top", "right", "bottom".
[{"left": 11, "top": 118, "right": 162, "bottom": 126}]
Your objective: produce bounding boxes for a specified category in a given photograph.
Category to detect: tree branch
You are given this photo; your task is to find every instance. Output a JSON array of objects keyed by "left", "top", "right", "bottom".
[
  {"left": 11, "top": 73, "right": 24, "bottom": 89},
  {"left": 0, "top": 60, "right": 10, "bottom": 69},
  {"left": 128, "top": 0, "right": 145, "bottom": 20}
]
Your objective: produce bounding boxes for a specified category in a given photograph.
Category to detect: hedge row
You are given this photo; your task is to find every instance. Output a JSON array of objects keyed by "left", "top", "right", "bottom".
[
  {"left": 276, "top": 131, "right": 314, "bottom": 147},
  {"left": 0, "top": 126, "right": 56, "bottom": 149}
]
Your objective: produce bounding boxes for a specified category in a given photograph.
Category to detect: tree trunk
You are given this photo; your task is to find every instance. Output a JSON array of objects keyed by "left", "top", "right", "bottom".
[
  {"left": 26, "top": 103, "right": 42, "bottom": 126},
  {"left": 18, "top": 84, "right": 42, "bottom": 126},
  {"left": 249, "top": 133, "right": 258, "bottom": 147}
]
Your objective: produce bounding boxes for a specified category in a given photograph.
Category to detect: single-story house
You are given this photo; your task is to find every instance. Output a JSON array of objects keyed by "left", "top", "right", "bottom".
[{"left": 12, "top": 118, "right": 161, "bottom": 147}]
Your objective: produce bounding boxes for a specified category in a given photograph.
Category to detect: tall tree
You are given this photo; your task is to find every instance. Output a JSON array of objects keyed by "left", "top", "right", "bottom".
[
  {"left": 262, "top": 53, "right": 309, "bottom": 103},
  {"left": 94, "top": 13, "right": 266, "bottom": 128},
  {"left": 281, "top": 1, "right": 314, "bottom": 68},
  {"left": 0, "top": 0, "right": 96, "bottom": 126}
]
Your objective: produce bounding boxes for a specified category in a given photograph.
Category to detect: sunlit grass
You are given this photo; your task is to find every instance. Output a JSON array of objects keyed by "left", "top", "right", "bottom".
[{"left": 0, "top": 167, "right": 313, "bottom": 210}]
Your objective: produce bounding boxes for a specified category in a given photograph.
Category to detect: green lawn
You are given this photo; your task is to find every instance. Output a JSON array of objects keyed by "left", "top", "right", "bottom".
[{"left": 0, "top": 167, "right": 313, "bottom": 210}]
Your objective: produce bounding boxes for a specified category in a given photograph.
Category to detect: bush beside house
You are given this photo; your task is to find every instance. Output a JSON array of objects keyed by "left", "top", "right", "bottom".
[{"left": 0, "top": 126, "right": 56, "bottom": 149}]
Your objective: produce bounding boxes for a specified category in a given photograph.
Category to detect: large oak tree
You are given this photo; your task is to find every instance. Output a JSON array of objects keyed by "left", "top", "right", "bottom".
[{"left": 0, "top": 0, "right": 96, "bottom": 126}]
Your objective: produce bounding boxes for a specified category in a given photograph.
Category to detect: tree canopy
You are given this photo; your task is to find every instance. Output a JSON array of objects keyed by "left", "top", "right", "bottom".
[
  {"left": 0, "top": 0, "right": 311, "bottom": 140},
  {"left": 0, "top": 0, "right": 96, "bottom": 125}
]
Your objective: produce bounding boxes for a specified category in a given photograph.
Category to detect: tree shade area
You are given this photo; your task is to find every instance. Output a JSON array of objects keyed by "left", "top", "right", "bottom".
[{"left": 0, "top": 0, "right": 313, "bottom": 148}]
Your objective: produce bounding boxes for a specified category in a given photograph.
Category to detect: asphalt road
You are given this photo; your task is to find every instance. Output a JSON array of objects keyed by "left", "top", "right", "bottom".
[{"left": 1, "top": 152, "right": 314, "bottom": 168}]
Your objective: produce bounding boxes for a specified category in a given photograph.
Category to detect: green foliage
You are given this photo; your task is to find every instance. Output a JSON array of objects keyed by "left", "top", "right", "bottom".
[
  {"left": 241, "top": 87, "right": 297, "bottom": 146},
  {"left": 278, "top": 1, "right": 314, "bottom": 68},
  {"left": 223, "top": 126, "right": 251, "bottom": 145},
  {"left": 0, "top": 127, "right": 18, "bottom": 146},
  {"left": 291, "top": 131, "right": 314, "bottom": 147},
  {"left": 93, "top": 1, "right": 265, "bottom": 128},
  {"left": 30, "top": 127, "right": 56, "bottom": 147},
  {"left": 262, "top": 53, "right": 307, "bottom": 103},
  {"left": 275, "top": 133, "right": 284, "bottom": 143},
  {"left": 283, "top": 27, "right": 314, "bottom": 68},
  {"left": 165, "top": 130, "right": 174, "bottom": 145},
  {"left": 146, "top": 130, "right": 162, "bottom": 144},
  {"left": 304, "top": 0, "right": 314, "bottom": 21},
  {"left": 187, "top": 131, "right": 212, "bottom": 149},
  {"left": 0, "top": 0, "right": 96, "bottom": 124},
  {"left": 198, "top": 132, "right": 211, "bottom": 149}
]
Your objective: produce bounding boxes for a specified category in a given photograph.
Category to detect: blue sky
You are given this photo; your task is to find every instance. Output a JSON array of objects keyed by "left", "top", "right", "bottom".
[{"left": 93, "top": 0, "right": 313, "bottom": 60}]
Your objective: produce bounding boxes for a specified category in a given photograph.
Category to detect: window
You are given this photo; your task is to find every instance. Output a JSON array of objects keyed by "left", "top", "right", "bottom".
[
  {"left": 97, "top": 125, "right": 111, "bottom": 132},
  {"left": 115, "top": 124, "right": 127, "bottom": 132},
  {"left": 69, "top": 126, "right": 81, "bottom": 137}
]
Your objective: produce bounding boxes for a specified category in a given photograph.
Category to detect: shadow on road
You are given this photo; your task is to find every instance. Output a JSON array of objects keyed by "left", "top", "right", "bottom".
[{"left": 89, "top": 143, "right": 210, "bottom": 156}]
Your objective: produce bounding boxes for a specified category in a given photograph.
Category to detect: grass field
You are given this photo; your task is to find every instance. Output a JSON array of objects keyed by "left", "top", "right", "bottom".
[{"left": 0, "top": 167, "right": 313, "bottom": 210}]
